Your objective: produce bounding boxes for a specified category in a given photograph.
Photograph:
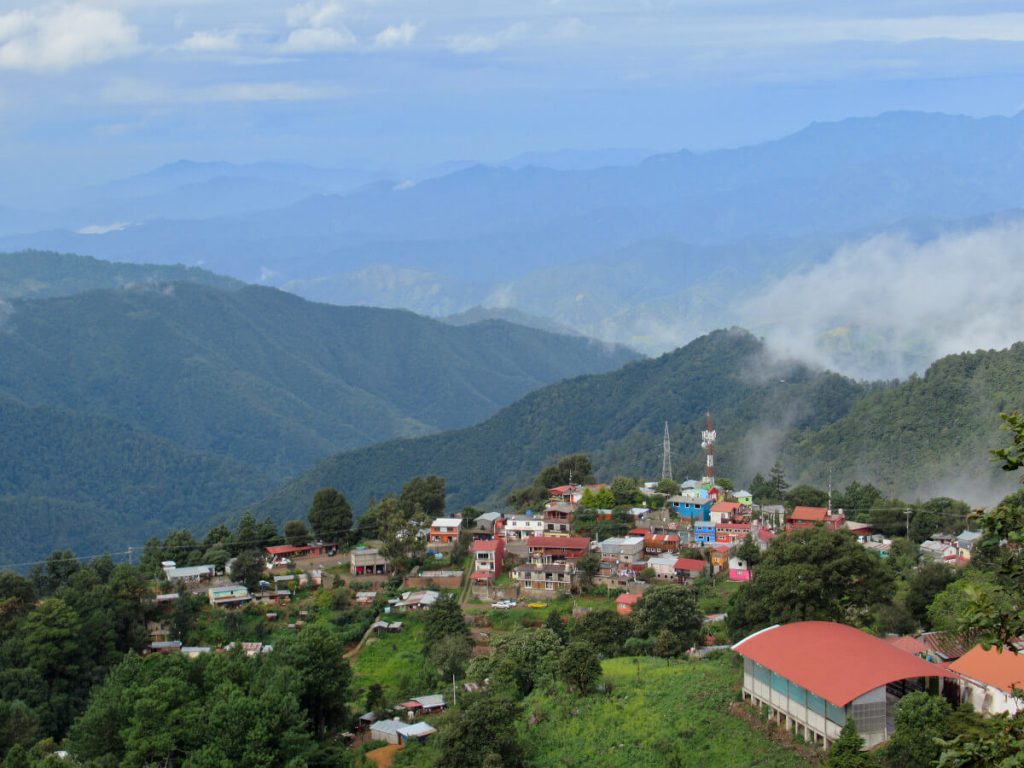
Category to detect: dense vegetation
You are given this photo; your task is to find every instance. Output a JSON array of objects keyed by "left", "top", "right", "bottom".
[
  {"left": 0, "top": 250, "right": 239, "bottom": 300},
  {"left": 250, "top": 328, "right": 868, "bottom": 518},
  {"left": 252, "top": 333, "right": 1024, "bottom": 522}
]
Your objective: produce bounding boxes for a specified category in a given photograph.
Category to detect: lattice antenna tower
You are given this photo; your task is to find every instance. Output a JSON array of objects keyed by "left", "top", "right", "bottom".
[
  {"left": 701, "top": 412, "right": 716, "bottom": 485},
  {"left": 661, "top": 421, "right": 673, "bottom": 481}
]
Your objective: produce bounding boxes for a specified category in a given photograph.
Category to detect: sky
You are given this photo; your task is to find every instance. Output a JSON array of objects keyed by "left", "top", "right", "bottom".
[{"left": 2, "top": 0, "right": 1024, "bottom": 195}]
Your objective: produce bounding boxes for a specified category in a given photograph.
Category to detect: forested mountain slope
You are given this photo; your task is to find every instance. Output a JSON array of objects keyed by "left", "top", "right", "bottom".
[
  {"left": 249, "top": 329, "right": 866, "bottom": 519},
  {"left": 0, "top": 282, "right": 637, "bottom": 476},
  {"left": 0, "top": 394, "right": 272, "bottom": 565},
  {"left": 0, "top": 250, "right": 239, "bottom": 300},
  {"left": 250, "top": 331, "right": 1024, "bottom": 522},
  {"left": 784, "top": 343, "right": 1024, "bottom": 502}
]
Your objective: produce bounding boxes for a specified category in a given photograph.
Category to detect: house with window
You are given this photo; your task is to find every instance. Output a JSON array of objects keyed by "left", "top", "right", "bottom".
[
  {"left": 512, "top": 562, "right": 577, "bottom": 594},
  {"left": 470, "top": 511, "right": 504, "bottom": 540},
  {"left": 599, "top": 536, "right": 645, "bottom": 564},
  {"left": 526, "top": 536, "right": 590, "bottom": 563},
  {"left": 350, "top": 546, "right": 389, "bottom": 575},
  {"left": 716, "top": 522, "right": 751, "bottom": 544},
  {"left": 668, "top": 493, "right": 713, "bottom": 522},
  {"left": 543, "top": 501, "right": 575, "bottom": 537},
  {"left": 207, "top": 584, "right": 251, "bottom": 607},
  {"left": 643, "top": 534, "right": 680, "bottom": 555},
  {"left": 734, "top": 490, "right": 753, "bottom": 506},
  {"left": 428, "top": 518, "right": 463, "bottom": 547},
  {"left": 694, "top": 522, "right": 717, "bottom": 545},
  {"left": 710, "top": 501, "right": 742, "bottom": 524},
  {"left": 616, "top": 593, "right": 641, "bottom": 615},
  {"left": 949, "top": 644, "right": 1024, "bottom": 715},
  {"left": 734, "top": 621, "right": 953, "bottom": 749},
  {"left": 956, "top": 530, "right": 983, "bottom": 562},
  {"left": 470, "top": 538, "right": 504, "bottom": 584},
  {"left": 503, "top": 514, "right": 546, "bottom": 540}
]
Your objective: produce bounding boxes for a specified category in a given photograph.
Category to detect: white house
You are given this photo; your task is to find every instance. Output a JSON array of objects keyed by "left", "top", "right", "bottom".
[
  {"left": 162, "top": 563, "right": 216, "bottom": 583},
  {"left": 598, "top": 536, "right": 645, "bottom": 564},
  {"left": 950, "top": 645, "right": 1024, "bottom": 715},
  {"left": 503, "top": 514, "right": 546, "bottom": 540}
]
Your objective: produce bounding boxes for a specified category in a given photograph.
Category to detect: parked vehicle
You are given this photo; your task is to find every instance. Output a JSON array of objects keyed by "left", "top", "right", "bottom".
[{"left": 491, "top": 600, "right": 516, "bottom": 609}]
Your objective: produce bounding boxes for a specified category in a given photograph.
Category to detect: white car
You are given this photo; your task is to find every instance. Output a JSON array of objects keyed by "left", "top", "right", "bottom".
[{"left": 491, "top": 600, "right": 516, "bottom": 609}]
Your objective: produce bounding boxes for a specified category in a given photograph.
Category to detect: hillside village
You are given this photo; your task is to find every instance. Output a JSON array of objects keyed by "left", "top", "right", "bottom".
[{"left": 53, "top": 417, "right": 1017, "bottom": 768}]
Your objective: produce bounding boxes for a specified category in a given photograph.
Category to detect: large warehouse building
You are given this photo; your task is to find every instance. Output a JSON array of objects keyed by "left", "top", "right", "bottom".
[{"left": 733, "top": 621, "right": 953, "bottom": 749}]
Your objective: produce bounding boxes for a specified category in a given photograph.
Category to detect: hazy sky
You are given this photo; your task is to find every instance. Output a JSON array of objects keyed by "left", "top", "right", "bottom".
[{"left": 3, "top": 0, "right": 1024, "bottom": 191}]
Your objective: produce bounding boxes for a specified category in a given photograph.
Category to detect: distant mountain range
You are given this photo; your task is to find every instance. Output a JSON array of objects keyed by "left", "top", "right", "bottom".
[
  {"left": 4, "top": 111, "right": 1024, "bottom": 376},
  {"left": 248, "top": 330, "right": 1024, "bottom": 524},
  {"left": 0, "top": 254, "right": 637, "bottom": 563}
]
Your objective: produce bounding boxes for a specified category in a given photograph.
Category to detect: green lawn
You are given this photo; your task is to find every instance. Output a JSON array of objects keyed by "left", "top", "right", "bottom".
[
  {"left": 517, "top": 655, "right": 812, "bottom": 768},
  {"left": 351, "top": 613, "right": 436, "bottom": 707}
]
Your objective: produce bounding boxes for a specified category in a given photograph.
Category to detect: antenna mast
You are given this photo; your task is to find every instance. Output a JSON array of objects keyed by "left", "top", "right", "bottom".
[
  {"left": 662, "top": 421, "right": 673, "bottom": 481},
  {"left": 701, "top": 412, "right": 716, "bottom": 486}
]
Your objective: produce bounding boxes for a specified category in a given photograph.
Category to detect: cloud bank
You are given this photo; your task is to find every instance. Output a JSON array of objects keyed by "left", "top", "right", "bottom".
[
  {"left": 740, "top": 220, "right": 1024, "bottom": 380},
  {"left": 0, "top": 3, "right": 139, "bottom": 72}
]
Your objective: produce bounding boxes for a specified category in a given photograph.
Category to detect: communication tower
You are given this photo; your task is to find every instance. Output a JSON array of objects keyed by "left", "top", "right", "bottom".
[{"left": 701, "top": 412, "right": 716, "bottom": 486}]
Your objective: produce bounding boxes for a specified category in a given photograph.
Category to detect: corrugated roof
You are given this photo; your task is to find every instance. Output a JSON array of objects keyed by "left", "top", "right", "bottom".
[
  {"left": 471, "top": 539, "right": 500, "bottom": 551},
  {"left": 789, "top": 506, "right": 828, "bottom": 521},
  {"left": 883, "top": 635, "right": 930, "bottom": 656},
  {"left": 950, "top": 645, "right": 1024, "bottom": 693},
  {"left": 526, "top": 536, "right": 590, "bottom": 550},
  {"left": 919, "top": 630, "right": 979, "bottom": 661},
  {"left": 732, "top": 621, "right": 953, "bottom": 706},
  {"left": 675, "top": 558, "right": 706, "bottom": 571}
]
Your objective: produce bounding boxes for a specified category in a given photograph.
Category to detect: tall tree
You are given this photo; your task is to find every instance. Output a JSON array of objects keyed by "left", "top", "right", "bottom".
[
  {"left": 828, "top": 721, "right": 872, "bottom": 768},
  {"left": 559, "top": 642, "right": 602, "bottom": 694},
  {"left": 376, "top": 496, "right": 426, "bottom": 573},
  {"left": 424, "top": 593, "right": 470, "bottom": 648},
  {"left": 283, "top": 520, "right": 309, "bottom": 547},
  {"left": 307, "top": 488, "right": 352, "bottom": 542},
  {"left": 884, "top": 691, "right": 951, "bottom": 768},
  {"left": 274, "top": 623, "right": 351, "bottom": 740},
  {"left": 437, "top": 690, "right": 523, "bottom": 768},
  {"left": 633, "top": 584, "right": 703, "bottom": 650},
  {"left": 727, "top": 527, "right": 892, "bottom": 639},
  {"left": 399, "top": 475, "right": 446, "bottom": 519}
]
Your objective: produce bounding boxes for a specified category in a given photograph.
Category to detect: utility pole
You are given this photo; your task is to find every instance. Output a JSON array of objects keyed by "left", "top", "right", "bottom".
[
  {"left": 904, "top": 508, "right": 913, "bottom": 539},
  {"left": 127, "top": 545, "right": 133, "bottom": 566}
]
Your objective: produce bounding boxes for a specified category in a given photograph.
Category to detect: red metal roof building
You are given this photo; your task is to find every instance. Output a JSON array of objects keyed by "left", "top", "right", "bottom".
[
  {"left": 470, "top": 538, "right": 505, "bottom": 583},
  {"left": 526, "top": 536, "right": 590, "bottom": 562},
  {"left": 615, "top": 592, "right": 641, "bottom": 616},
  {"left": 265, "top": 542, "right": 336, "bottom": 559},
  {"left": 785, "top": 506, "right": 845, "bottom": 532},
  {"left": 733, "top": 621, "right": 952, "bottom": 750}
]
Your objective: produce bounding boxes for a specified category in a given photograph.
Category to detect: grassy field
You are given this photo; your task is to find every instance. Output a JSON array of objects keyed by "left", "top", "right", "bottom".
[
  {"left": 517, "top": 654, "right": 811, "bottom": 768},
  {"left": 392, "top": 654, "right": 814, "bottom": 768},
  {"left": 351, "top": 612, "right": 436, "bottom": 706}
]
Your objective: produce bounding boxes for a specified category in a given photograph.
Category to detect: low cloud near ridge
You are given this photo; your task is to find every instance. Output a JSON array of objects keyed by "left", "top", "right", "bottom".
[{"left": 740, "top": 220, "right": 1024, "bottom": 380}]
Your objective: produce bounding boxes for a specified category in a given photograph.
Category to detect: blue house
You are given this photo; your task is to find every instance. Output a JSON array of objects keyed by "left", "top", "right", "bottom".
[
  {"left": 668, "top": 494, "right": 713, "bottom": 522},
  {"left": 694, "top": 522, "right": 717, "bottom": 545}
]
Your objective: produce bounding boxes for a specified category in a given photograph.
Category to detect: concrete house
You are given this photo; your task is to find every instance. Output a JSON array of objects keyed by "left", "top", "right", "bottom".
[
  {"left": 950, "top": 645, "right": 1024, "bottom": 715},
  {"left": 503, "top": 514, "right": 546, "bottom": 540},
  {"left": 350, "top": 546, "right": 389, "bottom": 575},
  {"left": 470, "top": 538, "right": 505, "bottom": 584},
  {"left": 598, "top": 536, "right": 645, "bottom": 564},
  {"left": 428, "top": 518, "right": 463, "bottom": 547}
]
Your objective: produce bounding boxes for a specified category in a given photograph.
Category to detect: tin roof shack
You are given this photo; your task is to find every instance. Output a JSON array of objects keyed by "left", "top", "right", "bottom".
[
  {"left": 162, "top": 563, "right": 216, "bottom": 584},
  {"left": 265, "top": 542, "right": 337, "bottom": 562},
  {"left": 397, "top": 694, "right": 447, "bottom": 716},
  {"left": 734, "top": 621, "right": 952, "bottom": 750}
]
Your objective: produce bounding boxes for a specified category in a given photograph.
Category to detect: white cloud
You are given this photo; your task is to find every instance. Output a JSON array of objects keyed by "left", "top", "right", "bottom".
[
  {"left": 282, "top": 0, "right": 356, "bottom": 52},
  {"left": 282, "top": 25, "right": 356, "bottom": 52},
  {"left": 0, "top": 3, "right": 139, "bottom": 72},
  {"left": 373, "top": 22, "right": 417, "bottom": 49},
  {"left": 178, "top": 29, "right": 239, "bottom": 53},
  {"left": 447, "top": 22, "right": 528, "bottom": 54},
  {"left": 103, "top": 77, "right": 340, "bottom": 104},
  {"left": 739, "top": 221, "right": 1024, "bottom": 379}
]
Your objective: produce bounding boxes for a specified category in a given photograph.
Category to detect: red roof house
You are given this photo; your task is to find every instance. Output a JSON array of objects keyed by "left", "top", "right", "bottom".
[
  {"left": 616, "top": 593, "right": 641, "bottom": 616},
  {"left": 526, "top": 536, "right": 590, "bottom": 562},
  {"left": 470, "top": 538, "right": 504, "bottom": 583}
]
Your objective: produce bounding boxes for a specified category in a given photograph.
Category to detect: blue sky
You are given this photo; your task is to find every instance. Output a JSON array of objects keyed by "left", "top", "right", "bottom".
[{"left": 2, "top": 0, "right": 1024, "bottom": 194}]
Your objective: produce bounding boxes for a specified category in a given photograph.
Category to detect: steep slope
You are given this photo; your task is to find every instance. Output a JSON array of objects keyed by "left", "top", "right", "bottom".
[
  {"left": 785, "top": 343, "right": 1024, "bottom": 503},
  {"left": 0, "top": 282, "right": 637, "bottom": 476},
  {"left": 0, "top": 249, "right": 240, "bottom": 300},
  {"left": 0, "top": 394, "right": 273, "bottom": 566},
  {"left": 248, "top": 329, "right": 866, "bottom": 519},
  {"left": 249, "top": 332, "right": 1024, "bottom": 522}
]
